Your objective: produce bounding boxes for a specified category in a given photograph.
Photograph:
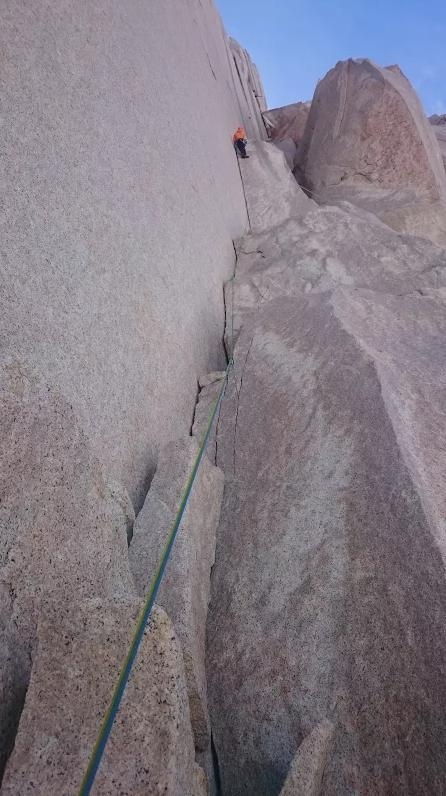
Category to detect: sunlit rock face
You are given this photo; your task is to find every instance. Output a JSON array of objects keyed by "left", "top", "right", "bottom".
[
  {"left": 296, "top": 59, "right": 446, "bottom": 245},
  {"left": 208, "top": 141, "right": 446, "bottom": 796}
]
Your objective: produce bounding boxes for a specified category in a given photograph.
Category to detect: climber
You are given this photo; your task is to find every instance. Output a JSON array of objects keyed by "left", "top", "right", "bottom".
[{"left": 233, "top": 127, "right": 249, "bottom": 158}]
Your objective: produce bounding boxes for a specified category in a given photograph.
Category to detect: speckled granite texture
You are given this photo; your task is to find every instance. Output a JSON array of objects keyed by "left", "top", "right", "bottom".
[
  {"left": 0, "top": 0, "right": 266, "bottom": 781},
  {"left": 1, "top": 603, "right": 206, "bottom": 795},
  {"left": 0, "top": 0, "right": 266, "bottom": 508},
  {"left": 208, "top": 142, "right": 446, "bottom": 795}
]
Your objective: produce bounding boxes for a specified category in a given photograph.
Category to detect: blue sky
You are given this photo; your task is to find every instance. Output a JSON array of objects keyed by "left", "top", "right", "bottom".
[{"left": 217, "top": 0, "right": 446, "bottom": 116}]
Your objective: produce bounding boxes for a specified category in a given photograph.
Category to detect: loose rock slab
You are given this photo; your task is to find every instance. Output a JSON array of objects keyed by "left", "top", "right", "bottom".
[{"left": 192, "top": 371, "right": 227, "bottom": 462}]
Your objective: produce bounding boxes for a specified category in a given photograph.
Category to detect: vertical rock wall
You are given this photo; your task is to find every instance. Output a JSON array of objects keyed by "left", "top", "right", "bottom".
[
  {"left": 0, "top": 0, "right": 266, "bottom": 509},
  {"left": 229, "top": 38, "right": 269, "bottom": 140},
  {"left": 0, "top": 0, "right": 266, "bottom": 780}
]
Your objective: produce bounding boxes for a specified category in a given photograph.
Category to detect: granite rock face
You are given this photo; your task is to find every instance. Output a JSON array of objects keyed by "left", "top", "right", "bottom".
[
  {"left": 224, "top": 199, "right": 446, "bottom": 353},
  {"left": 430, "top": 114, "right": 446, "bottom": 125},
  {"left": 1, "top": 602, "right": 205, "bottom": 795},
  {"left": 239, "top": 142, "right": 312, "bottom": 233},
  {"left": 279, "top": 721, "right": 334, "bottom": 796},
  {"left": 264, "top": 102, "right": 311, "bottom": 147},
  {"left": 0, "top": 0, "right": 265, "bottom": 516},
  {"left": 1, "top": 361, "right": 220, "bottom": 790},
  {"left": 0, "top": 0, "right": 263, "bottom": 780},
  {"left": 271, "top": 138, "right": 298, "bottom": 171},
  {"left": 207, "top": 143, "right": 446, "bottom": 795},
  {"left": 263, "top": 101, "right": 311, "bottom": 168},
  {"left": 192, "top": 372, "right": 228, "bottom": 462},
  {"left": 129, "top": 437, "right": 224, "bottom": 753},
  {"left": 229, "top": 38, "right": 268, "bottom": 139},
  {"left": 263, "top": 102, "right": 311, "bottom": 170},
  {"left": 0, "top": 361, "right": 135, "bottom": 773},
  {"left": 430, "top": 116, "right": 446, "bottom": 171},
  {"left": 298, "top": 59, "right": 446, "bottom": 200},
  {"left": 4, "top": 17, "right": 446, "bottom": 793},
  {"left": 296, "top": 59, "right": 446, "bottom": 244}
]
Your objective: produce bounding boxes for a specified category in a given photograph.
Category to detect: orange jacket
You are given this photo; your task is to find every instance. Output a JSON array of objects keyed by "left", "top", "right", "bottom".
[{"left": 233, "top": 127, "right": 247, "bottom": 142}]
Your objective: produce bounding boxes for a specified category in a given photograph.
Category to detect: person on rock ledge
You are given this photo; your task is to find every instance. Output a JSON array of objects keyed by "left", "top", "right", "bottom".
[{"left": 233, "top": 126, "right": 249, "bottom": 158}]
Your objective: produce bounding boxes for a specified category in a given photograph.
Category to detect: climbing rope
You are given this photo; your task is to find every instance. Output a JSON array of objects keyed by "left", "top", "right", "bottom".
[
  {"left": 78, "top": 357, "right": 233, "bottom": 795},
  {"left": 235, "top": 148, "right": 252, "bottom": 232}
]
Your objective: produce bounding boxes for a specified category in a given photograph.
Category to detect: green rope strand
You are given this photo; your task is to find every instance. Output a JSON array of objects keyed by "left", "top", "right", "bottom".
[{"left": 78, "top": 360, "right": 232, "bottom": 795}]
